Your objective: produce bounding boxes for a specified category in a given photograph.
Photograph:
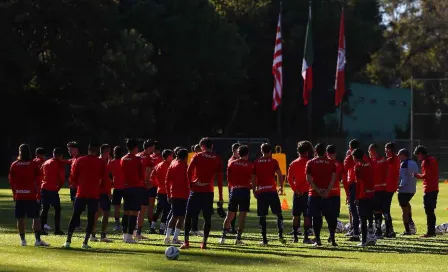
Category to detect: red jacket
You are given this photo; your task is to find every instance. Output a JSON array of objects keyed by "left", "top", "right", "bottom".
[
  {"left": 150, "top": 161, "right": 171, "bottom": 194},
  {"left": 416, "top": 156, "right": 439, "bottom": 193},
  {"left": 71, "top": 155, "right": 108, "bottom": 199},
  {"left": 41, "top": 158, "right": 65, "bottom": 191},
  {"left": 9, "top": 160, "right": 41, "bottom": 200},
  {"left": 166, "top": 160, "right": 190, "bottom": 199}
]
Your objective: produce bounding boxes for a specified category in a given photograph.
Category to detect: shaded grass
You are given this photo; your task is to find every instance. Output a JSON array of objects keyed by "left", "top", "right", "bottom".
[{"left": 0, "top": 179, "right": 446, "bottom": 271}]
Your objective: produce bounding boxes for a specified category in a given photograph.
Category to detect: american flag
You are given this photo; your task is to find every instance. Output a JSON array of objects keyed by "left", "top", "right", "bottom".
[{"left": 272, "top": 12, "right": 283, "bottom": 111}]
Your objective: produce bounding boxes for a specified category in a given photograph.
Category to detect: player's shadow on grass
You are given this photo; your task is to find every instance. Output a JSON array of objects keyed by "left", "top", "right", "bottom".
[{"left": 318, "top": 241, "right": 447, "bottom": 255}]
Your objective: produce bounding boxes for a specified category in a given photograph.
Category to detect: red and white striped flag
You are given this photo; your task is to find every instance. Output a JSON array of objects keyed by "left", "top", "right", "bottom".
[{"left": 272, "top": 12, "right": 283, "bottom": 111}]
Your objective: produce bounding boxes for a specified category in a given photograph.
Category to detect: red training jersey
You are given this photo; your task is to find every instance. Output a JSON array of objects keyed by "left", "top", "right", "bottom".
[
  {"left": 67, "top": 156, "right": 80, "bottom": 188},
  {"left": 386, "top": 154, "right": 400, "bottom": 192},
  {"left": 166, "top": 160, "right": 190, "bottom": 199},
  {"left": 345, "top": 152, "right": 371, "bottom": 185},
  {"left": 121, "top": 154, "right": 145, "bottom": 188},
  {"left": 328, "top": 158, "right": 344, "bottom": 197},
  {"left": 371, "top": 156, "right": 388, "bottom": 192},
  {"left": 108, "top": 159, "right": 125, "bottom": 190},
  {"left": 354, "top": 161, "right": 375, "bottom": 199},
  {"left": 150, "top": 161, "right": 171, "bottom": 194},
  {"left": 416, "top": 156, "right": 439, "bottom": 193},
  {"left": 253, "top": 156, "right": 281, "bottom": 194},
  {"left": 9, "top": 160, "right": 41, "bottom": 200},
  {"left": 228, "top": 155, "right": 238, "bottom": 167},
  {"left": 227, "top": 159, "right": 253, "bottom": 190},
  {"left": 71, "top": 155, "right": 108, "bottom": 199},
  {"left": 41, "top": 158, "right": 65, "bottom": 191},
  {"left": 150, "top": 153, "right": 163, "bottom": 167},
  {"left": 33, "top": 157, "right": 46, "bottom": 193},
  {"left": 187, "top": 152, "right": 223, "bottom": 196},
  {"left": 287, "top": 157, "right": 309, "bottom": 194},
  {"left": 100, "top": 160, "right": 112, "bottom": 195},
  {"left": 306, "top": 157, "right": 336, "bottom": 197}
]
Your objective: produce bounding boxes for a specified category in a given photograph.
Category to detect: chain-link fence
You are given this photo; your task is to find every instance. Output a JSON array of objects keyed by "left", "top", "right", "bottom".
[{"left": 410, "top": 78, "right": 448, "bottom": 178}]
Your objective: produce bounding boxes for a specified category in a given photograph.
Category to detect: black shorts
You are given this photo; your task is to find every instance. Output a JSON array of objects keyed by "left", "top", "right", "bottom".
[
  {"left": 112, "top": 189, "right": 124, "bottom": 206},
  {"left": 186, "top": 191, "right": 214, "bottom": 219},
  {"left": 373, "top": 191, "right": 389, "bottom": 212},
  {"left": 74, "top": 198, "right": 98, "bottom": 214},
  {"left": 327, "top": 196, "right": 341, "bottom": 217},
  {"left": 292, "top": 193, "right": 308, "bottom": 217},
  {"left": 398, "top": 193, "right": 414, "bottom": 207},
  {"left": 99, "top": 194, "right": 111, "bottom": 211},
  {"left": 228, "top": 188, "right": 250, "bottom": 212},
  {"left": 308, "top": 196, "right": 334, "bottom": 217},
  {"left": 157, "top": 193, "right": 170, "bottom": 209},
  {"left": 15, "top": 200, "right": 40, "bottom": 219},
  {"left": 123, "top": 187, "right": 143, "bottom": 211},
  {"left": 423, "top": 191, "right": 438, "bottom": 210},
  {"left": 257, "top": 191, "right": 281, "bottom": 216},
  {"left": 357, "top": 198, "right": 374, "bottom": 217},
  {"left": 148, "top": 187, "right": 157, "bottom": 198},
  {"left": 41, "top": 189, "right": 61, "bottom": 208},
  {"left": 70, "top": 187, "right": 77, "bottom": 202},
  {"left": 171, "top": 198, "right": 187, "bottom": 216}
]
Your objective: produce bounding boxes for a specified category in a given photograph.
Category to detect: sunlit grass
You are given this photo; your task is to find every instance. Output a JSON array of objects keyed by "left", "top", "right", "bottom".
[{"left": 0, "top": 180, "right": 446, "bottom": 272}]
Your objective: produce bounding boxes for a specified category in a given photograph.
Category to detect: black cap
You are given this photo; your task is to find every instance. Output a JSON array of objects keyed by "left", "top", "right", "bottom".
[{"left": 398, "top": 148, "right": 409, "bottom": 157}]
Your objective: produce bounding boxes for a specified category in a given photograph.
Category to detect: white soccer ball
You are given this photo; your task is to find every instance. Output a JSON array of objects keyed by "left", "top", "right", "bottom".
[
  {"left": 336, "top": 220, "right": 345, "bottom": 233},
  {"left": 435, "top": 223, "right": 447, "bottom": 235},
  {"left": 344, "top": 223, "right": 351, "bottom": 232},
  {"left": 381, "top": 223, "right": 386, "bottom": 233},
  {"left": 165, "top": 246, "right": 180, "bottom": 260}
]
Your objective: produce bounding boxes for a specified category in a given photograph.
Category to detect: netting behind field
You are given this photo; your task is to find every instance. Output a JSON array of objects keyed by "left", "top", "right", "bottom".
[{"left": 411, "top": 78, "right": 448, "bottom": 178}]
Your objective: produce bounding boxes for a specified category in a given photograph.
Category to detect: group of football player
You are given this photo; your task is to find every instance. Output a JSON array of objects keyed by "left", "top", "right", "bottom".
[{"left": 8, "top": 137, "right": 440, "bottom": 249}]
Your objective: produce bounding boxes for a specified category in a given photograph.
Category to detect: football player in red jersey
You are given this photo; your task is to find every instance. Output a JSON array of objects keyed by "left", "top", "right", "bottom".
[
  {"left": 287, "top": 141, "right": 312, "bottom": 244},
  {"left": 413, "top": 145, "right": 439, "bottom": 237},
  {"left": 164, "top": 148, "right": 189, "bottom": 244},
  {"left": 306, "top": 143, "right": 337, "bottom": 247},
  {"left": 136, "top": 139, "right": 155, "bottom": 238},
  {"left": 227, "top": 143, "right": 241, "bottom": 234},
  {"left": 352, "top": 148, "right": 376, "bottom": 247},
  {"left": 90, "top": 144, "right": 112, "bottom": 242},
  {"left": 190, "top": 144, "right": 203, "bottom": 237},
  {"left": 9, "top": 144, "right": 49, "bottom": 247},
  {"left": 253, "top": 143, "right": 285, "bottom": 246},
  {"left": 150, "top": 149, "right": 174, "bottom": 234},
  {"left": 219, "top": 145, "right": 253, "bottom": 245},
  {"left": 181, "top": 138, "right": 223, "bottom": 250},
  {"left": 368, "top": 143, "right": 388, "bottom": 238},
  {"left": 40, "top": 148, "right": 66, "bottom": 236},
  {"left": 67, "top": 141, "right": 80, "bottom": 205},
  {"left": 326, "top": 145, "right": 344, "bottom": 245},
  {"left": 63, "top": 143, "right": 108, "bottom": 249},
  {"left": 121, "top": 139, "right": 145, "bottom": 243},
  {"left": 344, "top": 139, "right": 361, "bottom": 240},
  {"left": 109, "top": 146, "right": 125, "bottom": 231},
  {"left": 33, "top": 148, "right": 47, "bottom": 231},
  {"left": 384, "top": 142, "right": 400, "bottom": 238}
]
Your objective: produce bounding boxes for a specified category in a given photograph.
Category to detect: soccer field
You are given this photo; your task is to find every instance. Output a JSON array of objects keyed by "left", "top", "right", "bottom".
[{"left": 0, "top": 181, "right": 446, "bottom": 272}]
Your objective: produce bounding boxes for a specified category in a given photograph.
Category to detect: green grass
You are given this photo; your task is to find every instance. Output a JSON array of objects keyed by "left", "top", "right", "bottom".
[{"left": 0, "top": 180, "right": 447, "bottom": 272}]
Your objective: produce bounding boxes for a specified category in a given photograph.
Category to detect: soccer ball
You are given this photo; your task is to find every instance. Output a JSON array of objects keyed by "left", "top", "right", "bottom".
[
  {"left": 336, "top": 220, "right": 345, "bottom": 233},
  {"left": 344, "top": 223, "right": 351, "bottom": 232},
  {"left": 381, "top": 223, "right": 386, "bottom": 233},
  {"left": 435, "top": 223, "right": 447, "bottom": 235},
  {"left": 165, "top": 246, "right": 180, "bottom": 260}
]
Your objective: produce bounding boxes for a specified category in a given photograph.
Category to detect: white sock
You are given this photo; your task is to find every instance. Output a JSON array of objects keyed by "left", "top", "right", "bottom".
[
  {"left": 166, "top": 228, "right": 172, "bottom": 239},
  {"left": 151, "top": 222, "right": 156, "bottom": 228},
  {"left": 160, "top": 222, "right": 166, "bottom": 230},
  {"left": 174, "top": 228, "right": 181, "bottom": 240}
]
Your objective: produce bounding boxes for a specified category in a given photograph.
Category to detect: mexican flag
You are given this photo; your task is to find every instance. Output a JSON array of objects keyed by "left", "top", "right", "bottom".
[{"left": 302, "top": 5, "right": 313, "bottom": 106}]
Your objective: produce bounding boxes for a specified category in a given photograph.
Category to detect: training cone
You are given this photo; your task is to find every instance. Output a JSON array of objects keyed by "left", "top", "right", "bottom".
[
  {"left": 281, "top": 199, "right": 289, "bottom": 210},
  {"left": 445, "top": 180, "right": 448, "bottom": 184}
]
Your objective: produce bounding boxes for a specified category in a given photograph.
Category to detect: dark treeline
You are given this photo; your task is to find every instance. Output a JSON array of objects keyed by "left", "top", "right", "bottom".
[{"left": 5, "top": 0, "right": 448, "bottom": 173}]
